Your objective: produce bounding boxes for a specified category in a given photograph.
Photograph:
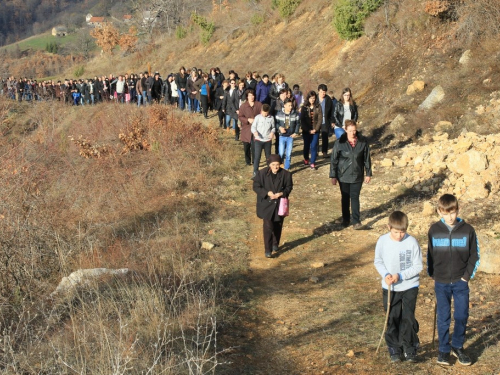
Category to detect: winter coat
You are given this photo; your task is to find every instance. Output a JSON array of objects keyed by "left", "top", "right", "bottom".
[
  {"left": 253, "top": 167, "right": 293, "bottom": 220},
  {"left": 222, "top": 88, "right": 239, "bottom": 119},
  {"left": 329, "top": 131, "right": 372, "bottom": 183},
  {"left": 146, "top": 76, "right": 154, "bottom": 93},
  {"left": 427, "top": 218, "right": 480, "bottom": 283},
  {"left": 269, "top": 82, "right": 289, "bottom": 103},
  {"left": 238, "top": 101, "right": 263, "bottom": 143},
  {"left": 162, "top": 80, "right": 172, "bottom": 101},
  {"left": 175, "top": 73, "right": 188, "bottom": 90},
  {"left": 318, "top": 95, "right": 336, "bottom": 132},
  {"left": 333, "top": 101, "right": 359, "bottom": 128},
  {"left": 188, "top": 76, "right": 203, "bottom": 100},
  {"left": 256, "top": 80, "right": 272, "bottom": 104},
  {"left": 245, "top": 78, "right": 257, "bottom": 91},
  {"left": 275, "top": 110, "right": 300, "bottom": 137},
  {"left": 214, "top": 86, "right": 226, "bottom": 110},
  {"left": 300, "top": 104, "right": 322, "bottom": 133},
  {"left": 152, "top": 79, "right": 163, "bottom": 100}
]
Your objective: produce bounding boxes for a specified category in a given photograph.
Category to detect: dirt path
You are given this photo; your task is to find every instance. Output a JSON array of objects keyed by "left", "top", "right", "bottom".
[{"left": 220, "top": 137, "right": 500, "bottom": 374}]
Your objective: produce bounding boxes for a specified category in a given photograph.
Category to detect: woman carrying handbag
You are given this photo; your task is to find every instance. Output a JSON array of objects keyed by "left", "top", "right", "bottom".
[{"left": 252, "top": 154, "right": 293, "bottom": 258}]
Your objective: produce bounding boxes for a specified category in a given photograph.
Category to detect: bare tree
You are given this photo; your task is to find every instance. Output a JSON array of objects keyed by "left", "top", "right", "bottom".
[
  {"left": 131, "top": 0, "right": 211, "bottom": 37},
  {"left": 74, "top": 29, "right": 96, "bottom": 60}
]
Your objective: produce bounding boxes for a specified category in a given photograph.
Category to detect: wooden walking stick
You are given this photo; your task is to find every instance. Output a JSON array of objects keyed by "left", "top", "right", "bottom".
[
  {"left": 376, "top": 286, "right": 391, "bottom": 354},
  {"left": 432, "top": 299, "right": 437, "bottom": 348}
]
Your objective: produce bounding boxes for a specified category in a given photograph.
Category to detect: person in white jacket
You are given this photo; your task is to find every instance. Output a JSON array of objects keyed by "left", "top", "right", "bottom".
[
  {"left": 251, "top": 104, "right": 275, "bottom": 178},
  {"left": 374, "top": 211, "right": 423, "bottom": 364}
]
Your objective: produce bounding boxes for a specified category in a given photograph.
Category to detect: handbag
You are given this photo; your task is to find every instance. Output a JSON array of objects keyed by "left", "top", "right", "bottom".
[
  {"left": 278, "top": 197, "right": 289, "bottom": 217},
  {"left": 334, "top": 127, "right": 346, "bottom": 139}
]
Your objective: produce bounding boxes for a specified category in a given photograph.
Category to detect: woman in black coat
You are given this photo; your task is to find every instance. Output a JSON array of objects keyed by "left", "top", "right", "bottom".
[
  {"left": 329, "top": 120, "right": 371, "bottom": 229},
  {"left": 333, "top": 87, "right": 358, "bottom": 137},
  {"left": 253, "top": 154, "right": 293, "bottom": 258}
]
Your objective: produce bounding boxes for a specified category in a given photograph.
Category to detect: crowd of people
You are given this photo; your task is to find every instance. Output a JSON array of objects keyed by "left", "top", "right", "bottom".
[
  {"left": 1, "top": 68, "right": 360, "bottom": 174},
  {"left": 2, "top": 67, "right": 481, "bottom": 369}
]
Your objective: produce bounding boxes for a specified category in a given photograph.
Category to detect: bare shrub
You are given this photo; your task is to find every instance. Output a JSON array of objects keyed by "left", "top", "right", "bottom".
[
  {"left": 0, "top": 98, "right": 240, "bottom": 373},
  {"left": 424, "top": 0, "right": 451, "bottom": 16},
  {"left": 455, "top": 0, "right": 500, "bottom": 43},
  {"left": 119, "top": 118, "right": 151, "bottom": 153},
  {"left": 69, "top": 135, "right": 111, "bottom": 158}
]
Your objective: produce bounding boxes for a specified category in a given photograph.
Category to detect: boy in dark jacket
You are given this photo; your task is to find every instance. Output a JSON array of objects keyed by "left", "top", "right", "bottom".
[{"left": 427, "top": 194, "right": 480, "bottom": 367}]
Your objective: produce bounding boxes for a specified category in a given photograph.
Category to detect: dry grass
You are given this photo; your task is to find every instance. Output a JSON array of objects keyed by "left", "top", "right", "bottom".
[{"left": 0, "top": 98, "right": 245, "bottom": 373}]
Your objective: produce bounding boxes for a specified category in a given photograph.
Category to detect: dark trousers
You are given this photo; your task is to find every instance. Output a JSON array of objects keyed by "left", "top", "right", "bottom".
[
  {"left": 200, "top": 95, "right": 209, "bottom": 117},
  {"left": 321, "top": 130, "right": 330, "bottom": 154},
  {"left": 243, "top": 137, "right": 254, "bottom": 165},
  {"left": 235, "top": 123, "right": 241, "bottom": 140},
  {"left": 383, "top": 287, "right": 420, "bottom": 355},
  {"left": 274, "top": 133, "right": 280, "bottom": 154},
  {"left": 338, "top": 181, "right": 362, "bottom": 224},
  {"left": 435, "top": 280, "right": 470, "bottom": 353},
  {"left": 263, "top": 218, "right": 284, "bottom": 254},
  {"left": 253, "top": 140, "right": 272, "bottom": 173},
  {"left": 218, "top": 109, "right": 225, "bottom": 127}
]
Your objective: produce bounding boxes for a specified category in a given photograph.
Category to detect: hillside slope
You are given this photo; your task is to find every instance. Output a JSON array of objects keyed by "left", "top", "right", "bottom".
[{"left": 79, "top": 0, "right": 500, "bottom": 140}]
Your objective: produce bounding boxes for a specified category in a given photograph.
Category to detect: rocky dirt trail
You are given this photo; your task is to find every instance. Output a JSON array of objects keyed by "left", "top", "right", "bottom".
[{"left": 220, "top": 137, "right": 500, "bottom": 375}]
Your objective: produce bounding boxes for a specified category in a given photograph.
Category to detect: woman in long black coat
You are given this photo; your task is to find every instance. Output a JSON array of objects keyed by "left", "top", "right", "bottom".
[{"left": 253, "top": 154, "right": 293, "bottom": 258}]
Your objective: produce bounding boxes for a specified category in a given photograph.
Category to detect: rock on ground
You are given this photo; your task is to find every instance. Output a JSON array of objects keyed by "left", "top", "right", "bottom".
[
  {"left": 418, "top": 85, "right": 445, "bottom": 110},
  {"left": 51, "top": 268, "right": 129, "bottom": 297}
]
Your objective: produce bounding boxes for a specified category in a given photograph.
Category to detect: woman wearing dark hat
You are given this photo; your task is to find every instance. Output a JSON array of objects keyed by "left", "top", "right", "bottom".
[{"left": 252, "top": 154, "right": 293, "bottom": 258}]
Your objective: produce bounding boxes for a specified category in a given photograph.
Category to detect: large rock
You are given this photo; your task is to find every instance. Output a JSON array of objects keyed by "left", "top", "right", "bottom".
[
  {"left": 422, "top": 201, "right": 435, "bottom": 216},
  {"left": 406, "top": 80, "right": 426, "bottom": 95},
  {"left": 51, "top": 268, "right": 130, "bottom": 297},
  {"left": 389, "top": 114, "right": 406, "bottom": 131},
  {"left": 418, "top": 85, "right": 445, "bottom": 110},
  {"left": 448, "top": 150, "right": 488, "bottom": 175},
  {"left": 434, "top": 121, "right": 453, "bottom": 133},
  {"left": 476, "top": 234, "right": 500, "bottom": 274},
  {"left": 459, "top": 50, "right": 472, "bottom": 65},
  {"left": 463, "top": 174, "right": 489, "bottom": 200}
]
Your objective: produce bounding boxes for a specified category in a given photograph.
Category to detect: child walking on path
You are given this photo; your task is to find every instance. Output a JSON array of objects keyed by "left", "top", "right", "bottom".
[
  {"left": 427, "top": 194, "right": 480, "bottom": 366},
  {"left": 374, "top": 211, "right": 423, "bottom": 363}
]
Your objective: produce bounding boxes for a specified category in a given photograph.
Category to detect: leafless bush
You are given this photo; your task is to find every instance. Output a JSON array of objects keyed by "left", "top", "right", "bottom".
[
  {"left": 0, "top": 98, "right": 240, "bottom": 373},
  {"left": 455, "top": 0, "right": 500, "bottom": 43},
  {"left": 424, "top": 0, "right": 451, "bottom": 16}
]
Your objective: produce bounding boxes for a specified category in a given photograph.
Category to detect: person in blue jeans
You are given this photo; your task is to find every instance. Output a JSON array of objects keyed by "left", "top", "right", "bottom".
[
  {"left": 275, "top": 98, "right": 300, "bottom": 170},
  {"left": 427, "top": 194, "right": 480, "bottom": 367},
  {"left": 300, "top": 91, "right": 322, "bottom": 168}
]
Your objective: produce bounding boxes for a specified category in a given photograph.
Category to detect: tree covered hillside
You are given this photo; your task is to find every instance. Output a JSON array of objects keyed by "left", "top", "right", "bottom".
[{"left": 0, "top": 0, "right": 129, "bottom": 46}]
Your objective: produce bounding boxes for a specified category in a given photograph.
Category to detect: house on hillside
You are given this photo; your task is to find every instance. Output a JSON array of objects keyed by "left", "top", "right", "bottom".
[
  {"left": 86, "top": 14, "right": 93, "bottom": 23},
  {"left": 142, "top": 10, "right": 158, "bottom": 28},
  {"left": 52, "top": 26, "right": 68, "bottom": 37},
  {"left": 123, "top": 14, "right": 132, "bottom": 23},
  {"left": 87, "top": 16, "right": 106, "bottom": 28}
]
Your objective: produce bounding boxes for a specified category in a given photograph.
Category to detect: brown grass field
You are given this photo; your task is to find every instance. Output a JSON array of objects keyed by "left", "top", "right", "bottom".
[{"left": 1, "top": 0, "right": 500, "bottom": 373}]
